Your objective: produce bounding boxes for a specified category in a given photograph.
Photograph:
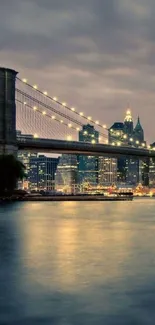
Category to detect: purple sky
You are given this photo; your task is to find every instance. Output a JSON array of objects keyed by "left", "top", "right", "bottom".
[{"left": 1, "top": 0, "right": 155, "bottom": 142}]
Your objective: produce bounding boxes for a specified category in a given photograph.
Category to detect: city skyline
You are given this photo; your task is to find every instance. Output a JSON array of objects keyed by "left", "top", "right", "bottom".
[{"left": 1, "top": 1, "right": 155, "bottom": 141}]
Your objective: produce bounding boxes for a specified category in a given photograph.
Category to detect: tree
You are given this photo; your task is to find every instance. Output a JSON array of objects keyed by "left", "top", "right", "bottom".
[{"left": 0, "top": 154, "right": 26, "bottom": 195}]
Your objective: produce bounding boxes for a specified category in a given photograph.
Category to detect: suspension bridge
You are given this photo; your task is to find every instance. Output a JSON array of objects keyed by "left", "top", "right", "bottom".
[{"left": 0, "top": 67, "right": 155, "bottom": 158}]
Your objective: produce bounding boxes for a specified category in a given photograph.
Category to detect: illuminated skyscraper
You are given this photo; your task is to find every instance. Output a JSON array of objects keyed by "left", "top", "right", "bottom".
[
  {"left": 55, "top": 154, "right": 78, "bottom": 193},
  {"left": 78, "top": 124, "right": 99, "bottom": 184}
]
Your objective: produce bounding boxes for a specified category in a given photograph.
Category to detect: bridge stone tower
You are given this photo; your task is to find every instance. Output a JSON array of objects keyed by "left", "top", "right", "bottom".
[{"left": 0, "top": 67, "right": 18, "bottom": 155}]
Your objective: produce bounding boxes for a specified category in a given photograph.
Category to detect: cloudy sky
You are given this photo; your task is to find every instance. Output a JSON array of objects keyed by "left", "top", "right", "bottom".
[{"left": 1, "top": 0, "right": 155, "bottom": 141}]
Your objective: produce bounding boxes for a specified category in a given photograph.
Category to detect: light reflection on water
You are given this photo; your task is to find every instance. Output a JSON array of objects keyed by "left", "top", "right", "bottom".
[{"left": 1, "top": 200, "right": 155, "bottom": 324}]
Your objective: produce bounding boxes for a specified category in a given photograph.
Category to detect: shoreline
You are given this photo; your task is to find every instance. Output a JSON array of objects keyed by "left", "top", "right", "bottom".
[{"left": 0, "top": 195, "right": 133, "bottom": 202}]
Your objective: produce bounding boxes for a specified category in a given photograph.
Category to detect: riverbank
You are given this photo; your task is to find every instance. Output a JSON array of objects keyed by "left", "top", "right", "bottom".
[{"left": 7, "top": 195, "right": 133, "bottom": 201}]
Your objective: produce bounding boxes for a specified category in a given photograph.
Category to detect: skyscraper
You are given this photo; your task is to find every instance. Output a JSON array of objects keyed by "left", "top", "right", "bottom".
[
  {"left": 78, "top": 124, "right": 99, "bottom": 185},
  {"left": 133, "top": 117, "right": 144, "bottom": 143},
  {"left": 29, "top": 155, "right": 59, "bottom": 191},
  {"left": 98, "top": 157, "right": 117, "bottom": 185},
  {"left": 55, "top": 154, "right": 78, "bottom": 193}
]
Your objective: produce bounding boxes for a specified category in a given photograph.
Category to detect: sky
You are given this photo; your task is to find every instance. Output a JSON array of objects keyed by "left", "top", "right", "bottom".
[{"left": 1, "top": 0, "right": 155, "bottom": 142}]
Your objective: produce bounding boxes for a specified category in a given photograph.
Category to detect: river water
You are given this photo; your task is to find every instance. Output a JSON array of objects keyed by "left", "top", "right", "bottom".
[{"left": 0, "top": 199, "right": 155, "bottom": 324}]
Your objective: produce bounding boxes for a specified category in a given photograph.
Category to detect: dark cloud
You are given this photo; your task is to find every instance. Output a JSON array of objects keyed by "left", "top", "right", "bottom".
[{"left": 0, "top": 0, "right": 155, "bottom": 141}]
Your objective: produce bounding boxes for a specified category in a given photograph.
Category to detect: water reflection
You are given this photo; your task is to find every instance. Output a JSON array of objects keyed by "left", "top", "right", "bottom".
[{"left": 1, "top": 200, "right": 155, "bottom": 324}]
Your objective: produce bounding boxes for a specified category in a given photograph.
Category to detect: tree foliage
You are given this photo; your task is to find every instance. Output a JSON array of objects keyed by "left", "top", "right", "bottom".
[{"left": 0, "top": 154, "right": 26, "bottom": 195}]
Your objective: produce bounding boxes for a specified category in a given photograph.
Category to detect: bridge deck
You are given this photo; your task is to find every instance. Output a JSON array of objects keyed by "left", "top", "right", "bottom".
[{"left": 17, "top": 138, "right": 155, "bottom": 158}]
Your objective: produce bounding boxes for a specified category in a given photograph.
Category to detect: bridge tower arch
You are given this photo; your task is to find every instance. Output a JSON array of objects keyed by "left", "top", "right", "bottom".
[{"left": 0, "top": 67, "right": 18, "bottom": 154}]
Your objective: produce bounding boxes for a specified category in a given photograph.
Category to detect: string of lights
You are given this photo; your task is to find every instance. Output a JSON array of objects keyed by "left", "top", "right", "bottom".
[
  {"left": 17, "top": 77, "right": 107, "bottom": 130},
  {"left": 16, "top": 88, "right": 108, "bottom": 140}
]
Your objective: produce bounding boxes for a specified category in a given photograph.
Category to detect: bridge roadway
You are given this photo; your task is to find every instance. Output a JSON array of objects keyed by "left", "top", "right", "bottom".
[{"left": 17, "top": 137, "right": 155, "bottom": 158}]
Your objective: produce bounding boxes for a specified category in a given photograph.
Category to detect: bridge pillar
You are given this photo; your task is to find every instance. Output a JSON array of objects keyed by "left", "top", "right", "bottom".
[{"left": 0, "top": 67, "right": 18, "bottom": 155}]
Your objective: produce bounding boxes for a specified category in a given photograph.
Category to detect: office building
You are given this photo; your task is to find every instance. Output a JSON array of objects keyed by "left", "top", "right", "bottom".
[
  {"left": 55, "top": 154, "right": 78, "bottom": 193},
  {"left": 78, "top": 124, "right": 99, "bottom": 185},
  {"left": 98, "top": 157, "right": 117, "bottom": 185},
  {"left": 29, "top": 155, "right": 59, "bottom": 191}
]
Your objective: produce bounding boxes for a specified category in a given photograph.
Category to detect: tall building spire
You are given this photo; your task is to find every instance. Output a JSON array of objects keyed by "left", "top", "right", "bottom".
[
  {"left": 134, "top": 116, "right": 144, "bottom": 142},
  {"left": 124, "top": 108, "right": 133, "bottom": 123},
  {"left": 124, "top": 107, "right": 133, "bottom": 135}
]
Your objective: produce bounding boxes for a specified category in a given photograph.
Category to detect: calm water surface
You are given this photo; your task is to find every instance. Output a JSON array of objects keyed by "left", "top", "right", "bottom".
[{"left": 0, "top": 199, "right": 155, "bottom": 324}]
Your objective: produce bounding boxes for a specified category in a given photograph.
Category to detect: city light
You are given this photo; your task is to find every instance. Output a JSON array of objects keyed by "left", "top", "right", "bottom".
[
  {"left": 103, "top": 125, "right": 107, "bottom": 129},
  {"left": 52, "top": 115, "right": 55, "bottom": 119},
  {"left": 24, "top": 102, "right": 27, "bottom": 105},
  {"left": 43, "top": 91, "right": 48, "bottom": 95},
  {"left": 88, "top": 116, "right": 92, "bottom": 120},
  {"left": 67, "top": 135, "right": 72, "bottom": 141},
  {"left": 53, "top": 97, "right": 57, "bottom": 101},
  {"left": 33, "top": 106, "right": 37, "bottom": 110},
  {"left": 80, "top": 112, "right": 84, "bottom": 116},
  {"left": 33, "top": 133, "right": 38, "bottom": 138},
  {"left": 117, "top": 142, "right": 121, "bottom": 146},
  {"left": 33, "top": 85, "right": 38, "bottom": 89},
  {"left": 60, "top": 120, "right": 63, "bottom": 123},
  {"left": 62, "top": 102, "right": 67, "bottom": 106},
  {"left": 91, "top": 139, "right": 96, "bottom": 144},
  {"left": 42, "top": 111, "right": 46, "bottom": 115},
  {"left": 76, "top": 127, "right": 80, "bottom": 131},
  {"left": 136, "top": 140, "right": 139, "bottom": 144},
  {"left": 22, "top": 78, "right": 27, "bottom": 83},
  {"left": 68, "top": 123, "right": 72, "bottom": 128},
  {"left": 112, "top": 142, "right": 115, "bottom": 146},
  {"left": 95, "top": 121, "right": 99, "bottom": 125},
  {"left": 84, "top": 131, "right": 88, "bottom": 135},
  {"left": 130, "top": 138, "right": 133, "bottom": 142},
  {"left": 123, "top": 134, "right": 127, "bottom": 139},
  {"left": 142, "top": 143, "right": 145, "bottom": 147},
  {"left": 71, "top": 107, "right": 75, "bottom": 111}
]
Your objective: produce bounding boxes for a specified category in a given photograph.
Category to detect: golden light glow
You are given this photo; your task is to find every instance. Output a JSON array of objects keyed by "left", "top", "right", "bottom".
[
  {"left": 106, "top": 140, "right": 108, "bottom": 144},
  {"left": 76, "top": 127, "right": 80, "bottom": 131},
  {"left": 62, "top": 102, "right": 67, "bottom": 106},
  {"left": 127, "top": 109, "right": 131, "bottom": 115},
  {"left": 33, "top": 106, "right": 37, "bottom": 110},
  {"left": 142, "top": 143, "right": 145, "bottom": 147},
  {"left": 80, "top": 112, "right": 84, "bottom": 116},
  {"left": 42, "top": 111, "right": 46, "bottom": 115},
  {"left": 112, "top": 142, "right": 115, "bottom": 146},
  {"left": 136, "top": 140, "right": 139, "bottom": 144},
  {"left": 24, "top": 102, "right": 27, "bottom": 105},
  {"left": 147, "top": 145, "right": 151, "bottom": 149},
  {"left": 71, "top": 107, "right": 75, "bottom": 111},
  {"left": 117, "top": 142, "right": 121, "bottom": 146},
  {"left": 117, "top": 132, "right": 120, "bottom": 136},
  {"left": 84, "top": 131, "right": 88, "bottom": 135},
  {"left": 43, "top": 91, "right": 48, "bottom": 95},
  {"left": 68, "top": 123, "right": 72, "bottom": 128},
  {"left": 33, "top": 133, "right": 38, "bottom": 138},
  {"left": 60, "top": 120, "right": 63, "bottom": 123},
  {"left": 33, "top": 85, "right": 38, "bottom": 89},
  {"left": 67, "top": 135, "right": 72, "bottom": 141},
  {"left": 95, "top": 120, "right": 99, "bottom": 125},
  {"left": 130, "top": 138, "right": 133, "bottom": 142},
  {"left": 123, "top": 134, "right": 127, "bottom": 139},
  {"left": 22, "top": 78, "right": 27, "bottom": 83},
  {"left": 52, "top": 115, "right": 55, "bottom": 119},
  {"left": 92, "top": 139, "right": 96, "bottom": 144},
  {"left": 53, "top": 97, "right": 57, "bottom": 101},
  {"left": 103, "top": 125, "right": 107, "bottom": 129},
  {"left": 88, "top": 116, "right": 92, "bottom": 120}
]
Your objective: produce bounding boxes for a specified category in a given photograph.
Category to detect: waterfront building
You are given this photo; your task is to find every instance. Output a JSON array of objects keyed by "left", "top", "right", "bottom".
[
  {"left": 78, "top": 124, "right": 99, "bottom": 185},
  {"left": 55, "top": 154, "right": 78, "bottom": 193},
  {"left": 98, "top": 157, "right": 117, "bottom": 185},
  {"left": 29, "top": 155, "right": 59, "bottom": 191}
]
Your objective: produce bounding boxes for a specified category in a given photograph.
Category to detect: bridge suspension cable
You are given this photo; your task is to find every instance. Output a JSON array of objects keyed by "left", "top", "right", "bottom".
[{"left": 17, "top": 77, "right": 107, "bottom": 130}]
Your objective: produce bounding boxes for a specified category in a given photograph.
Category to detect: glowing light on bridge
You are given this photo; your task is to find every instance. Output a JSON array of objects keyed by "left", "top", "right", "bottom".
[
  {"left": 52, "top": 115, "right": 55, "bottom": 119},
  {"left": 33, "top": 106, "right": 37, "bottom": 110},
  {"left": 53, "top": 97, "right": 57, "bottom": 101},
  {"left": 33, "top": 85, "right": 38, "bottom": 89},
  {"left": 95, "top": 121, "right": 99, "bottom": 125},
  {"left": 130, "top": 138, "right": 133, "bottom": 142},
  {"left": 62, "top": 102, "right": 67, "bottom": 106},
  {"left": 33, "top": 133, "right": 38, "bottom": 138},
  {"left": 42, "top": 111, "right": 46, "bottom": 115},
  {"left": 67, "top": 135, "right": 72, "bottom": 141},
  {"left": 80, "top": 112, "right": 84, "bottom": 116},
  {"left": 22, "top": 78, "right": 27, "bottom": 83},
  {"left": 43, "top": 91, "right": 48, "bottom": 95},
  {"left": 24, "top": 101, "right": 27, "bottom": 105},
  {"left": 68, "top": 123, "right": 72, "bottom": 128},
  {"left": 92, "top": 139, "right": 96, "bottom": 144},
  {"left": 71, "top": 107, "right": 75, "bottom": 111},
  {"left": 88, "top": 116, "right": 92, "bottom": 121},
  {"left": 136, "top": 140, "right": 139, "bottom": 145}
]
